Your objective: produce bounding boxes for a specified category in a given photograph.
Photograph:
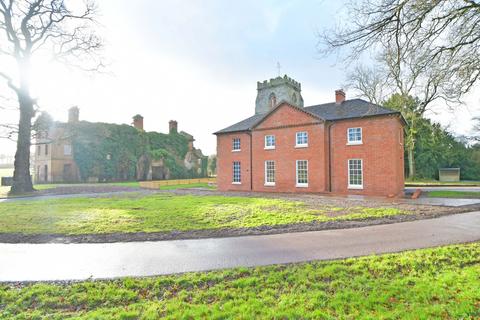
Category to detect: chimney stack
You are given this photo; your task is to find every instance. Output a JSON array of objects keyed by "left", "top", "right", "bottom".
[
  {"left": 133, "top": 114, "right": 144, "bottom": 131},
  {"left": 68, "top": 106, "right": 79, "bottom": 123},
  {"left": 169, "top": 120, "right": 178, "bottom": 134},
  {"left": 335, "top": 89, "right": 346, "bottom": 104}
]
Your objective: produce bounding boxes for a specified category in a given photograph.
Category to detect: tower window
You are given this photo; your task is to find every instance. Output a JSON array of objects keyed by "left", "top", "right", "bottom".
[{"left": 269, "top": 93, "right": 276, "bottom": 109}]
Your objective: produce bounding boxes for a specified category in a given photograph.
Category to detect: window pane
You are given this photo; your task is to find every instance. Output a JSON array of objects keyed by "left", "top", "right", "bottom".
[
  {"left": 296, "top": 132, "right": 308, "bottom": 145},
  {"left": 348, "top": 159, "right": 363, "bottom": 186},
  {"left": 296, "top": 160, "right": 308, "bottom": 184},
  {"left": 265, "top": 135, "right": 275, "bottom": 147},
  {"left": 64, "top": 145, "right": 72, "bottom": 156},
  {"left": 265, "top": 161, "right": 275, "bottom": 184},
  {"left": 233, "top": 138, "right": 241, "bottom": 150},
  {"left": 348, "top": 128, "right": 362, "bottom": 143},
  {"left": 233, "top": 161, "right": 241, "bottom": 183}
]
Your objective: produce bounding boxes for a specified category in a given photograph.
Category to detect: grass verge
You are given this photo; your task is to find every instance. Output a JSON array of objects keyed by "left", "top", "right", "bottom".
[
  {"left": 1, "top": 243, "right": 479, "bottom": 319},
  {"left": 428, "top": 190, "right": 480, "bottom": 199},
  {"left": 0, "top": 194, "right": 406, "bottom": 235}
]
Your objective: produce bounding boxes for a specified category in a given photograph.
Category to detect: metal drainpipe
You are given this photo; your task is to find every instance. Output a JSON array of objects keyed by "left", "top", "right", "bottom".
[
  {"left": 328, "top": 122, "right": 335, "bottom": 192},
  {"left": 249, "top": 131, "right": 253, "bottom": 191}
]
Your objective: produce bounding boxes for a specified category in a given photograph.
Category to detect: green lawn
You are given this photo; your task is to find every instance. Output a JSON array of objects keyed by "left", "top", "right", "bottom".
[
  {"left": 0, "top": 194, "right": 405, "bottom": 235},
  {"left": 1, "top": 243, "right": 479, "bottom": 319},
  {"left": 428, "top": 190, "right": 480, "bottom": 199}
]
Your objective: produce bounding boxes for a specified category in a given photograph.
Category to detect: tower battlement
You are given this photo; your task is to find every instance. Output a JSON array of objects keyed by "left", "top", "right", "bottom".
[
  {"left": 257, "top": 75, "right": 301, "bottom": 91},
  {"left": 255, "top": 74, "right": 304, "bottom": 114}
]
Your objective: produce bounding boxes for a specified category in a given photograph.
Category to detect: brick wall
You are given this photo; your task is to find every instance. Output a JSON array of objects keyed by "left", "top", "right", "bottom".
[
  {"left": 216, "top": 104, "right": 405, "bottom": 197},
  {"left": 251, "top": 105, "right": 327, "bottom": 192},
  {"left": 216, "top": 132, "right": 252, "bottom": 191},
  {"left": 329, "top": 115, "right": 405, "bottom": 197}
]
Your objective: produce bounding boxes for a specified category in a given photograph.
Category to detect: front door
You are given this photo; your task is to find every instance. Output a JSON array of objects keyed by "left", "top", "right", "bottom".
[{"left": 63, "top": 164, "right": 72, "bottom": 182}]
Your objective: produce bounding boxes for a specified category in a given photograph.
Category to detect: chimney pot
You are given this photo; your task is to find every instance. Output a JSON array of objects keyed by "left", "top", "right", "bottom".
[
  {"left": 169, "top": 120, "right": 178, "bottom": 134},
  {"left": 68, "top": 106, "right": 79, "bottom": 123},
  {"left": 335, "top": 89, "right": 346, "bottom": 104},
  {"left": 133, "top": 114, "right": 144, "bottom": 131}
]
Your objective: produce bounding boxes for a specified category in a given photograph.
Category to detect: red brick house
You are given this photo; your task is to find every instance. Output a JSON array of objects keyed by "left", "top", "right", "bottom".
[{"left": 214, "top": 75, "right": 406, "bottom": 197}]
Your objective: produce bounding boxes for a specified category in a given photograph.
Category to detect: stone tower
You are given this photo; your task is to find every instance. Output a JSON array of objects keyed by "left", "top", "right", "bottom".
[{"left": 255, "top": 75, "right": 304, "bottom": 115}]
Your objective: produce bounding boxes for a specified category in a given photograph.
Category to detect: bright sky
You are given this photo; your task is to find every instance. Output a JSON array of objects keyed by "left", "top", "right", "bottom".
[{"left": 1, "top": 0, "right": 479, "bottom": 156}]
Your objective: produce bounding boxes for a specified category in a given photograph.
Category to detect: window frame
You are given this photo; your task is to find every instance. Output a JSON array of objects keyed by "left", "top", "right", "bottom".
[
  {"left": 296, "top": 160, "right": 308, "bottom": 187},
  {"left": 348, "top": 159, "right": 364, "bottom": 189},
  {"left": 232, "top": 161, "right": 241, "bottom": 184},
  {"left": 264, "top": 160, "right": 276, "bottom": 186},
  {"left": 295, "top": 131, "right": 308, "bottom": 148},
  {"left": 264, "top": 135, "right": 276, "bottom": 150},
  {"left": 64, "top": 145, "right": 72, "bottom": 156},
  {"left": 232, "top": 138, "right": 241, "bottom": 152},
  {"left": 347, "top": 127, "right": 363, "bottom": 145}
]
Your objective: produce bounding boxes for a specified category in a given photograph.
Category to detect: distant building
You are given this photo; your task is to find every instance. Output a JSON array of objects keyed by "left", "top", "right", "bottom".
[
  {"left": 214, "top": 75, "right": 406, "bottom": 197},
  {"left": 34, "top": 107, "right": 80, "bottom": 183},
  {"left": 34, "top": 108, "right": 206, "bottom": 183}
]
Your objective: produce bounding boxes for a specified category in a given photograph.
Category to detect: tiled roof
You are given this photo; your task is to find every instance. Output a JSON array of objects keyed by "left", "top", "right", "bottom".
[
  {"left": 305, "top": 99, "right": 398, "bottom": 120},
  {"left": 214, "top": 113, "right": 266, "bottom": 134},
  {"left": 214, "top": 99, "right": 400, "bottom": 134}
]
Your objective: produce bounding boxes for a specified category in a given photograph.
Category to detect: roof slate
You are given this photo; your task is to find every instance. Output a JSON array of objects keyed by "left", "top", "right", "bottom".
[
  {"left": 306, "top": 99, "right": 398, "bottom": 121},
  {"left": 214, "top": 99, "right": 400, "bottom": 134}
]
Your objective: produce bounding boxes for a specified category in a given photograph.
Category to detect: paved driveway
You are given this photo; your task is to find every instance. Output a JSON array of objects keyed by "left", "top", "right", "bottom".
[{"left": 0, "top": 211, "right": 479, "bottom": 282}]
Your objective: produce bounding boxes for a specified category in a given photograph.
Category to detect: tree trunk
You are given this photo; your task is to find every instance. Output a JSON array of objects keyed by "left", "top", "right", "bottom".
[
  {"left": 10, "top": 56, "right": 35, "bottom": 195},
  {"left": 10, "top": 92, "right": 35, "bottom": 194},
  {"left": 407, "top": 145, "right": 415, "bottom": 179}
]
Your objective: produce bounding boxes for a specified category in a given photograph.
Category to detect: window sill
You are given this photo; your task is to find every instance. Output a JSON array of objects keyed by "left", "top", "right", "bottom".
[
  {"left": 264, "top": 146, "right": 276, "bottom": 150},
  {"left": 348, "top": 185, "right": 364, "bottom": 190},
  {"left": 296, "top": 183, "right": 309, "bottom": 188},
  {"left": 232, "top": 149, "right": 241, "bottom": 152},
  {"left": 346, "top": 142, "right": 363, "bottom": 146},
  {"left": 232, "top": 182, "right": 242, "bottom": 185},
  {"left": 264, "top": 183, "right": 275, "bottom": 187},
  {"left": 295, "top": 144, "right": 308, "bottom": 148}
]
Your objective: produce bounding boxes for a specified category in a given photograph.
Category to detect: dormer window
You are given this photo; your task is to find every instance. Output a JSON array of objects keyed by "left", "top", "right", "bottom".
[{"left": 269, "top": 93, "right": 276, "bottom": 109}]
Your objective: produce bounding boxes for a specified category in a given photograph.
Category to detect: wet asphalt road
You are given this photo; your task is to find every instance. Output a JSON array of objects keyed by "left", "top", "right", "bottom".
[{"left": 0, "top": 211, "right": 479, "bottom": 282}]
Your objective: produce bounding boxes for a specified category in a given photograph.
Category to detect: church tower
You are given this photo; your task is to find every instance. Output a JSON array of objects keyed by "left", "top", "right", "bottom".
[{"left": 255, "top": 75, "right": 304, "bottom": 115}]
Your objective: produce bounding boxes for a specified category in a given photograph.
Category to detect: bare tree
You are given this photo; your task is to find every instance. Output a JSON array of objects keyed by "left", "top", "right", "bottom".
[
  {"left": 0, "top": 0, "right": 102, "bottom": 194},
  {"left": 323, "top": 0, "right": 476, "bottom": 178},
  {"left": 321, "top": 0, "right": 480, "bottom": 103},
  {"left": 346, "top": 64, "right": 387, "bottom": 105}
]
